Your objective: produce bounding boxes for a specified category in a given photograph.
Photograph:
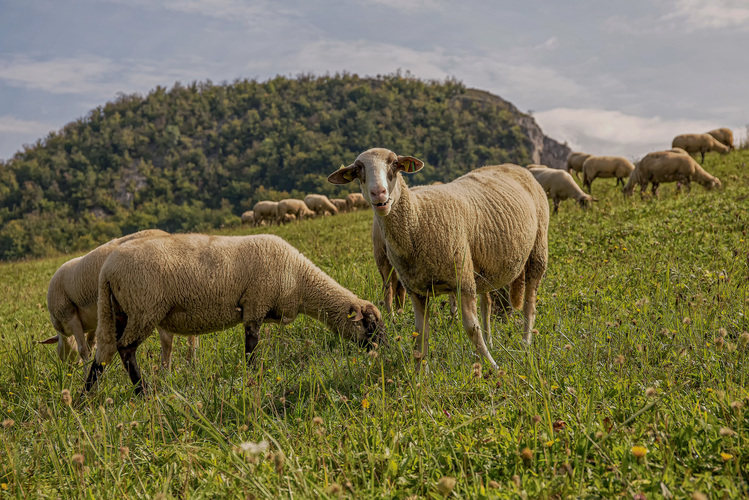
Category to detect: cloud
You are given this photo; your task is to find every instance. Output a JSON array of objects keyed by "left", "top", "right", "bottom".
[
  {"left": 534, "top": 107, "right": 732, "bottom": 158},
  {"left": 364, "top": 0, "right": 443, "bottom": 12},
  {"left": 665, "top": 0, "right": 749, "bottom": 31},
  {"left": 0, "top": 115, "right": 56, "bottom": 135}
]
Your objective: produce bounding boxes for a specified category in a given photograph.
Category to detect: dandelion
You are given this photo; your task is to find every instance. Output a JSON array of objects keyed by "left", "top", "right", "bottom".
[
  {"left": 720, "top": 452, "right": 734, "bottom": 461},
  {"left": 719, "top": 427, "right": 735, "bottom": 437},
  {"left": 545, "top": 440, "right": 555, "bottom": 447},
  {"left": 272, "top": 450, "right": 285, "bottom": 473},
  {"left": 730, "top": 401, "right": 743, "bottom": 411},
  {"left": 368, "top": 350, "right": 379, "bottom": 359},
  {"left": 645, "top": 387, "right": 657, "bottom": 398},
  {"left": 362, "top": 399, "right": 370, "bottom": 409},
  {"left": 238, "top": 440, "right": 268, "bottom": 456},
  {"left": 436, "top": 476, "right": 456, "bottom": 496},
  {"left": 61, "top": 389, "right": 72, "bottom": 406},
  {"left": 1, "top": 419, "right": 14, "bottom": 429},
  {"left": 72, "top": 453, "right": 85, "bottom": 468},
  {"left": 739, "top": 332, "right": 749, "bottom": 348},
  {"left": 631, "top": 446, "right": 648, "bottom": 459},
  {"left": 412, "top": 331, "right": 419, "bottom": 338},
  {"left": 472, "top": 362, "right": 482, "bottom": 378},
  {"left": 119, "top": 446, "right": 129, "bottom": 459},
  {"left": 532, "top": 415, "right": 542, "bottom": 425},
  {"left": 520, "top": 447, "right": 533, "bottom": 463},
  {"left": 0, "top": 484, "right": 7, "bottom": 490},
  {"left": 327, "top": 483, "right": 342, "bottom": 496},
  {"left": 488, "top": 480, "right": 500, "bottom": 488}
]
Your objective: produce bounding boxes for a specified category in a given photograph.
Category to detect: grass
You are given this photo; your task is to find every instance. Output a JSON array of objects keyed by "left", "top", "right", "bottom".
[{"left": 1, "top": 150, "right": 749, "bottom": 498}]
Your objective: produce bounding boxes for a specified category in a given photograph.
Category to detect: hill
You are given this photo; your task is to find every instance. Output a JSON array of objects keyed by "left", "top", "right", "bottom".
[{"left": 0, "top": 73, "right": 568, "bottom": 261}]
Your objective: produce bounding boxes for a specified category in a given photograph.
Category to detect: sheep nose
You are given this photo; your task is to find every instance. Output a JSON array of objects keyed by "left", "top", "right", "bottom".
[{"left": 370, "top": 187, "right": 387, "bottom": 201}]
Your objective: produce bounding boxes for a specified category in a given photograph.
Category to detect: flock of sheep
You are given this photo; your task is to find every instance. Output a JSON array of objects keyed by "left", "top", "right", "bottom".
[
  {"left": 41, "top": 125, "right": 734, "bottom": 396},
  {"left": 241, "top": 192, "right": 369, "bottom": 227}
]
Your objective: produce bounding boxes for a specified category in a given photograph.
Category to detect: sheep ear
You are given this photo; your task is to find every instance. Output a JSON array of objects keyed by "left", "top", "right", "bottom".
[
  {"left": 328, "top": 164, "right": 357, "bottom": 185},
  {"left": 39, "top": 335, "right": 60, "bottom": 345},
  {"left": 395, "top": 155, "right": 424, "bottom": 174},
  {"left": 348, "top": 306, "right": 364, "bottom": 322}
]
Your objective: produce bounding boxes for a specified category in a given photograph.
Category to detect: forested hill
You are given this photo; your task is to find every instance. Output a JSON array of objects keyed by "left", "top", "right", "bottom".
[{"left": 0, "top": 73, "right": 569, "bottom": 261}]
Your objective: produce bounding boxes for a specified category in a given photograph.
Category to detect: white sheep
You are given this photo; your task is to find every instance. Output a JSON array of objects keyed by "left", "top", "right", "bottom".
[
  {"left": 527, "top": 165, "right": 597, "bottom": 214},
  {"left": 42, "top": 230, "right": 197, "bottom": 368},
  {"left": 706, "top": 128, "right": 734, "bottom": 151},
  {"left": 304, "top": 194, "right": 339, "bottom": 216},
  {"left": 331, "top": 198, "right": 349, "bottom": 213},
  {"left": 624, "top": 149, "right": 722, "bottom": 197},
  {"left": 328, "top": 148, "right": 549, "bottom": 370},
  {"left": 346, "top": 192, "right": 368, "bottom": 211},
  {"left": 253, "top": 201, "right": 279, "bottom": 226},
  {"left": 83, "top": 233, "right": 385, "bottom": 394},
  {"left": 581, "top": 156, "right": 635, "bottom": 193},
  {"left": 276, "top": 199, "right": 315, "bottom": 224},
  {"left": 240, "top": 211, "right": 256, "bottom": 226},
  {"left": 565, "top": 152, "right": 592, "bottom": 179},
  {"left": 672, "top": 133, "right": 730, "bottom": 163}
]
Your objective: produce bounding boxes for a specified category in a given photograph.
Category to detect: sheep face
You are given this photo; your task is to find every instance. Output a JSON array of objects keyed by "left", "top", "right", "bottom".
[
  {"left": 327, "top": 148, "right": 424, "bottom": 216},
  {"left": 345, "top": 301, "right": 387, "bottom": 349}
]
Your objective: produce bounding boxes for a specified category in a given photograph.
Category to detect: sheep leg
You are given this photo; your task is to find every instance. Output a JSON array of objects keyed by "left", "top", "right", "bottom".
[
  {"left": 521, "top": 251, "right": 547, "bottom": 345},
  {"left": 448, "top": 293, "right": 458, "bottom": 316},
  {"left": 158, "top": 328, "right": 174, "bottom": 371},
  {"left": 552, "top": 197, "right": 559, "bottom": 215},
  {"left": 186, "top": 335, "right": 198, "bottom": 363},
  {"left": 460, "top": 292, "right": 498, "bottom": 369},
  {"left": 244, "top": 320, "right": 262, "bottom": 366},
  {"left": 411, "top": 293, "right": 430, "bottom": 369},
  {"left": 480, "top": 292, "right": 492, "bottom": 349},
  {"left": 394, "top": 279, "right": 407, "bottom": 314},
  {"left": 118, "top": 340, "right": 147, "bottom": 395},
  {"left": 63, "top": 313, "right": 90, "bottom": 361}
]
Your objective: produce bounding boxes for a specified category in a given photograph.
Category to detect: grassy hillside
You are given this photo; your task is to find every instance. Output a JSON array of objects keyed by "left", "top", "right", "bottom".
[{"left": 1, "top": 149, "right": 748, "bottom": 498}]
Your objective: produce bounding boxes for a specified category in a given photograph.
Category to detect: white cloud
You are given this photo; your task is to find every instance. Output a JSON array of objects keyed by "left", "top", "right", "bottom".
[
  {"left": 534, "top": 107, "right": 735, "bottom": 158},
  {"left": 665, "top": 0, "right": 749, "bottom": 30},
  {"left": 0, "top": 115, "right": 56, "bottom": 135},
  {"left": 364, "top": 0, "right": 443, "bottom": 12}
]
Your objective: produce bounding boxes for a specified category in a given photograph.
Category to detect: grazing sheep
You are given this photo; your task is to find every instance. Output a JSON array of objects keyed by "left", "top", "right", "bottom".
[
  {"left": 240, "top": 211, "right": 256, "bottom": 226},
  {"left": 566, "top": 152, "right": 592, "bottom": 179},
  {"left": 672, "top": 133, "right": 730, "bottom": 163},
  {"left": 582, "top": 156, "right": 635, "bottom": 193},
  {"left": 253, "top": 201, "right": 279, "bottom": 226},
  {"left": 527, "top": 165, "right": 597, "bottom": 214},
  {"left": 328, "top": 148, "right": 549, "bottom": 370},
  {"left": 346, "top": 192, "right": 368, "bottom": 211},
  {"left": 83, "top": 234, "right": 385, "bottom": 394},
  {"left": 276, "top": 199, "right": 315, "bottom": 224},
  {"left": 42, "top": 230, "right": 197, "bottom": 368},
  {"left": 304, "top": 194, "right": 339, "bottom": 216},
  {"left": 331, "top": 198, "right": 349, "bottom": 213},
  {"left": 623, "top": 149, "right": 722, "bottom": 197},
  {"left": 706, "top": 128, "right": 734, "bottom": 151}
]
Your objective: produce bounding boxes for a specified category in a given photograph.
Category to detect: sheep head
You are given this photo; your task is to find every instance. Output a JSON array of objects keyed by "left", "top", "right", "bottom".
[
  {"left": 327, "top": 148, "right": 424, "bottom": 216},
  {"left": 344, "top": 301, "right": 387, "bottom": 349}
]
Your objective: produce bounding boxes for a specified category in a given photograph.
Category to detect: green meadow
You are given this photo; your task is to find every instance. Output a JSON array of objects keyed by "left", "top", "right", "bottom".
[{"left": 1, "top": 150, "right": 748, "bottom": 499}]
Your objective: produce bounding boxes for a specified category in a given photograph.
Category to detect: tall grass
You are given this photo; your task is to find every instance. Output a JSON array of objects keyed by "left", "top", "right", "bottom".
[{"left": 1, "top": 150, "right": 748, "bottom": 498}]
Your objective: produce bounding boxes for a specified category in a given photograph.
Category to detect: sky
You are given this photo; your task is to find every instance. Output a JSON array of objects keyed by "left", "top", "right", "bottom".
[{"left": 1, "top": 0, "right": 747, "bottom": 161}]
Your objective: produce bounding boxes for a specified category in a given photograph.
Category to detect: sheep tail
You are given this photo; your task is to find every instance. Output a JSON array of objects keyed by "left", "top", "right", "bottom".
[{"left": 509, "top": 269, "right": 525, "bottom": 310}]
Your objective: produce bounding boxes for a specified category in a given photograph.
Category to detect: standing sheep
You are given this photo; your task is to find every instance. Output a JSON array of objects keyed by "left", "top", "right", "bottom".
[
  {"left": 527, "top": 165, "right": 597, "bottom": 214},
  {"left": 304, "top": 194, "right": 339, "bottom": 216},
  {"left": 566, "top": 152, "right": 592, "bottom": 179},
  {"left": 346, "top": 192, "right": 368, "bottom": 211},
  {"left": 328, "top": 148, "right": 548, "bottom": 370},
  {"left": 42, "top": 230, "right": 197, "bottom": 368},
  {"left": 706, "top": 128, "right": 734, "bottom": 151},
  {"left": 83, "top": 234, "right": 385, "bottom": 395},
  {"left": 253, "top": 201, "right": 279, "bottom": 226},
  {"left": 624, "top": 149, "right": 722, "bottom": 197},
  {"left": 240, "top": 211, "right": 256, "bottom": 226},
  {"left": 672, "top": 133, "right": 730, "bottom": 163},
  {"left": 582, "top": 156, "right": 635, "bottom": 193},
  {"left": 331, "top": 198, "right": 349, "bottom": 213},
  {"left": 276, "top": 199, "right": 315, "bottom": 224}
]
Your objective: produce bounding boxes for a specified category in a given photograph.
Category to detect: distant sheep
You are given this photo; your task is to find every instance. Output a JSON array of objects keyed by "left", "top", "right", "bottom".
[
  {"left": 43, "top": 230, "right": 197, "bottom": 368},
  {"left": 566, "top": 152, "right": 592, "bottom": 179},
  {"left": 240, "top": 211, "right": 256, "bottom": 226},
  {"left": 582, "top": 156, "right": 635, "bottom": 193},
  {"left": 706, "top": 128, "right": 734, "bottom": 151},
  {"left": 276, "top": 199, "right": 315, "bottom": 224},
  {"left": 331, "top": 198, "right": 349, "bottom": 213},
  {"left": 84, "top": 234, "right": 386, "bottom": 395},
  {"left": 527, "top": 165, "right": 597, "bottom": 214},
  {"left": 329, "top": 148, "right": 548, "bottom": 370},
  {"left": 624, "top": 149, "right": 722, "bottom": 197},
  {"left": 253, "top": 201, "right": 279, "bottom": 226},
  {"left": 304, "top": 194, "right": 339, "bottom": 216},
  {"left": 346, "top": 192, "right": 368, "bottom": 211},
  {"left": 672, "top": 133, "right": 730, "bottom": 163}
]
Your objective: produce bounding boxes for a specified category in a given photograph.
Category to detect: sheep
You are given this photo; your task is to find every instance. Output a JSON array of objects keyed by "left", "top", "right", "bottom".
[
  {"left": 527, "top": 165, "right": 597, "bottom": 214},
  {"left": 42, "top": 230, "right": 197, "bottom": 369},
  {"left": 624, "top": 149, "right": 721, "bottom": 197},
  {"left": 304, "top": 194, "right": 339, "bottom": 216},
  {"left": 276, "top": 199, "right": 315, "bottom": 224},
  {"left": 706, "top": 128, "right": 734, "bottom": 151},
  {"left": 672, "top": 133, "right": 730, "bottom": 163},
  {"left": 331, "top": 198, "right": 349, "bottom": 213},
  {"left": 581, "top": 156, "right": 635, "bottom": 193},
  {"left": 346, "top": 192, "right": 368, "bottom": 211},
  {"left": 566, "top": 152, "right": 592, "bottom": 179},
  {"left": 83, "top": 233, "right": 386, "bottom": 395},
  {"left": 328, "top": 148, "right": 548, "bottom": 370},
  {"left": 240, "top": 211, "right": 256, "bottom": 226},
  {"left": 253, "top": 201, "right": 279, "bottom": 226}
]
